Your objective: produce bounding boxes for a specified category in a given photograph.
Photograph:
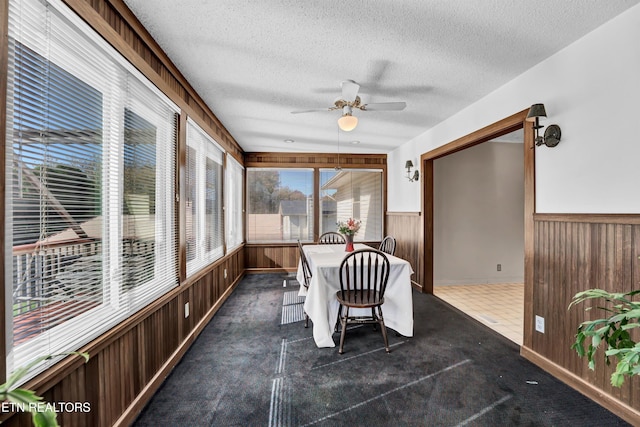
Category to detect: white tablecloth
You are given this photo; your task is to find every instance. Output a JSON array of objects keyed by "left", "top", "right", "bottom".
[{"left": 296, "top": 243, "right": 414, "bottom": 348}]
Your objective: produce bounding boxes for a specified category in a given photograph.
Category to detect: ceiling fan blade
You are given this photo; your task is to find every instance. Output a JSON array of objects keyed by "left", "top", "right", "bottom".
[
  {"left": 361, "top": 101, "right": 406, "bottom": 111},
  {"left": 341, "top": 80, "right": 360, "bottom": 102},
  {"left": 291, "top": 108, "right": 331, "bottom": 114}
]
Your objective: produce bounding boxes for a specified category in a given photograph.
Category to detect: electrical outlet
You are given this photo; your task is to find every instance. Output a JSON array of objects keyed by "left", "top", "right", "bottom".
[
  {"left": 535, "top": 315, "right": 544, "bottom": 333},
  {"left": 497, "top": 264, "right": 502, "bottom": 271},
  {"left": 184, "top": 302, "right": 189, "bottom": 318}
]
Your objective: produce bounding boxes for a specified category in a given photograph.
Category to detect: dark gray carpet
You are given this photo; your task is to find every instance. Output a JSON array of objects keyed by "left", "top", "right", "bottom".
[{"left": 133, "top": 274, "right": 629, "bottom": 426}]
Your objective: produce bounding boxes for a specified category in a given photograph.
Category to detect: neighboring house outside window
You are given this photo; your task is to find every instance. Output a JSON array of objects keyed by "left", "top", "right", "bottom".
[{"left": 320, "top": 169, "right": 383, "bottom": 241}]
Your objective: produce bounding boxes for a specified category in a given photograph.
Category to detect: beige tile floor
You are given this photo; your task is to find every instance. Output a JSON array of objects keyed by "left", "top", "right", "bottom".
[{"left": 434, "top": 283, "right": 524, "bottom": 345}]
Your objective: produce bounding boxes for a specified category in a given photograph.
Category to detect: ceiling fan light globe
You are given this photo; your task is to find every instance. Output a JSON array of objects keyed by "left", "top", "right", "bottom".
[{"left": 338, "top": 114, "right": 358, "bottom": 131}]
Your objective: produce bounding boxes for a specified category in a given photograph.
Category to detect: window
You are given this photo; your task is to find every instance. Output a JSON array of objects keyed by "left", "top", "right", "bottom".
[
  {"left": 6, "top": 0, "right": 178, "bottom": 378},
  {"left": 225, "top": 155, "right": 244, "bottom": 251},
  {"left": 320, "top": 169, "right": 383, "bottom": 241},
  {"left": 185, "top": 119, "right": 224, "bottom": 276},
  {"left": 246, "top": 168, "right": 313, "bottom": 242}
]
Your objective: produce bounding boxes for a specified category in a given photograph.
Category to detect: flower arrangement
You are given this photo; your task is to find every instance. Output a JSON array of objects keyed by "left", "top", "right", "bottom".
[{"left": 337, "top": 218, "right": 361, "bottom": 236}]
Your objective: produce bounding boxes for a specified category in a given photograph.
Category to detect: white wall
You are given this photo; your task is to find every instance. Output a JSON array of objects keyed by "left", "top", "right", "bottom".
[
  {"left": 388, "top": 4, "right": 640, "bottom": 214},
  {"left": 434, "top": 141, "right": 524, "bottom": 285}
]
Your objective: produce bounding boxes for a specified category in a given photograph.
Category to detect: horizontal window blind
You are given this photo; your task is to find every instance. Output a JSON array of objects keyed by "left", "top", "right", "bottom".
[
  {"left": 320, "top": 169, "right": 383, "bottom": 241},
  {"left": 6, "top": 0, "right": 178, "bottom": 381},
  {"left": 225, "top": 155, "right": 244, "bottom": 251},
  {"left": 186, "top": 119, "right": 224, "bottom": 276}
]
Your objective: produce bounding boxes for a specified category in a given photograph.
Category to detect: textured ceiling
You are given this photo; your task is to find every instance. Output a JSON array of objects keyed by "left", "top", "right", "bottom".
[{"left": 122, "top": 0, "right": 639, "bottom": 154}]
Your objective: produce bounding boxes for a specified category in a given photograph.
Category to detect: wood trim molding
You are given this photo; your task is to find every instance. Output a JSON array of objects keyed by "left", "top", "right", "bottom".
[
  {"left": 244, "top": 267, "right": 298, "bottom": 274},
  {"left": 534, "top": 213, "right": 640, "bottom": 225},
  {"left": 61, "top": 0, "right": 243, "bottom": 158},
  {"left": 386, "top": 211, "right": 421, "bottom": 216},
  {"left": 183, "top": 245, "right": 244, "bottom": 286},
  {"left": 421, "top": 108, "right": 531, "bottom": 299},
  {"left": 112, "top": 273, "right": 244, "bottom": 427},
  {"left": 423, "top": 160, "right": 434, "bottom": 294},
  {"left": 521, "top": 346, "right": 640, "bottom": 426},
  {"left": 244, "top": 152, "right": 387, "bottom": 169},
  {"left": 18, "top": 248, "right": 243, "bottom": 395},
  {"left": 422, "top": 109, "right": 528, "bottom": 161}
]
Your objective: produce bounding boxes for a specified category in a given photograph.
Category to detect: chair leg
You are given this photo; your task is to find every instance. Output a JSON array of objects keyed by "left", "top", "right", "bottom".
[
  {"left": 371, "top": 307, "right": 377, "bottom": 331},
  {"left": 338, "top": 307, "right": 349, "bottom": 354},
  {"left": 304, "top": 311, "right": 309, "bottom": 328},
  {"left": 335, "top": 305, "right": 342, "bottom": 333},
  {"left": 377, "top": 306, "right": 390, "bottom": 353}
]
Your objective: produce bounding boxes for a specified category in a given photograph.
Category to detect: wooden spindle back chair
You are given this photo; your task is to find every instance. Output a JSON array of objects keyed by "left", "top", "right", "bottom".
[
  {"left": 379, "top": 236, "right": 396, "bottom": 256},
  {"left": 318, "top": 231, "right": 346, "bottom": 244},
  {"left": 336, "top": 248, "right": 391, "bottom": 354},
  {"left": 297, "top": 240, "right": 312, "bottom": 328}
]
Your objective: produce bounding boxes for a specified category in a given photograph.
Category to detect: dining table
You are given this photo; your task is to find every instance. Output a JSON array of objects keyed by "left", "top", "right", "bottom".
[{"left": 296, "top": 243, "right": 414, "bottom": 348}]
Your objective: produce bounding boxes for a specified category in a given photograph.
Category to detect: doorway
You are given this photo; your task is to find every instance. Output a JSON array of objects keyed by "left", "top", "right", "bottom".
[
  {"left": 431, "top": 129, "right": 524, "bottom": 344},
  {"left": 421, "top": 109, "right": 535, "bottom": 347}
]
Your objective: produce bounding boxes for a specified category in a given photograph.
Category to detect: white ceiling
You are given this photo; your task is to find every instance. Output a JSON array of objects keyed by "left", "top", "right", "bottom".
[{"left": 122, "top": 0, "right": 639, "bottom": 154}]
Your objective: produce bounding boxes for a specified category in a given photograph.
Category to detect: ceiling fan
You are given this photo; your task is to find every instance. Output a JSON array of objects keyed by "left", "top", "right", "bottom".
[{"left": 291, "top": 80, "right": 407, "bottom": 131}]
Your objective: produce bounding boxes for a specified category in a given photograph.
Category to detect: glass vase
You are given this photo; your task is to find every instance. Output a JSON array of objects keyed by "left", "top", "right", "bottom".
[{"left": 345, "top": 234, "right": 354, "bottom": 252}]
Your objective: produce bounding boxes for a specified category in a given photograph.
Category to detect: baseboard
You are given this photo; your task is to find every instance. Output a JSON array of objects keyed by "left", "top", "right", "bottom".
[
  {"left": 520, "top": 345, "right": 640, "bottom": 426},
  {"left": 244, "top": 267, "right": 297, "bottom": 274},
  {"left": 434, "top": 277, "right": 524, "bottom": 286},
  {"left": 113, "top": 273, "right": 244, "bottom": 427}
]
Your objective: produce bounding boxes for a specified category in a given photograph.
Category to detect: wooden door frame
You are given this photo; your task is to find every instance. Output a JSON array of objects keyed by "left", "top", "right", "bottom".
[{"left": 421, "top": 108, "right": 535, "bottom": 345}]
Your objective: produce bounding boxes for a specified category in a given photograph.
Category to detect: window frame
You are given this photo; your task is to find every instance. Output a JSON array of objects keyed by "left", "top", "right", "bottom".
[
  {"left": 319, "top": 168, "right": 384, "bottom": 242},
  {"left": 185, "top": 118, "right": 224, "bottom": 277},
  {"left": 5, "top": 0, "right": 179, "bottom": 379},
  {"left": 245, "top": 167, "right": 315, "bottom": 243},
  {"left": 245, "top": 166, "right": 385, "bottom": 244}
]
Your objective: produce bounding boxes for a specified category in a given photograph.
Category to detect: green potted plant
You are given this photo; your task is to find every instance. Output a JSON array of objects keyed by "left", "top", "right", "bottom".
[
  {"left": 0, "top": 353, "right": 89, "bottom": 426},
  {"left": 569, "top": 289, "right": 640, "bottom": 387}
]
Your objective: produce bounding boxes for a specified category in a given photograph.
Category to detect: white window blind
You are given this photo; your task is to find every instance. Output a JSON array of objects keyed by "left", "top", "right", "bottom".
[
  {"left": 5, "top": 0, "right": 178, "bottom": 380},
  {"left": 185, "top": 119, "right": 224, "bottom": 276},
  {"left": 225, "top": 155, "right": 244, "bottom": 251},
  {"left": 320, "top": 169, "right": 383, "bottom": 241}
]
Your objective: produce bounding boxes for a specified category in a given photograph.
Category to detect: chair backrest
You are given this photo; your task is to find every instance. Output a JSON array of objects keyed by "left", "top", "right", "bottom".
[
  {"left": 338, "top": 249, "right": 390, "bottom": 303},
  {"left": 379, "top": 236, "right": 396, "bottom": 256},
  {"left": 297, "top": 240, "right": 312, "bottom": 288},
  {"left": 318, "top": 231, "right": 345, "bottom": 244}
]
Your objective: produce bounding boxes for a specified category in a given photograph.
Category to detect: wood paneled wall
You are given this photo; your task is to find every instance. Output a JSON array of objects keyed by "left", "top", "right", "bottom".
[
  {"left": 1, "top": 0, "right": 247, "bottom": 425},
  {"left": 244, "top": 152, "right": 386, "bottom": 168},
  {"left": 245, "top": 244, "right": 299, "bottom": 273},
  {"left": 386, "top": 212, "right": 423, "bottom": 290},
  {"left": 522, "top": 214, "right": 640, "bottom": 423},
  {"left": 1, "top": 249, "right": 244, "bottom": 427}
]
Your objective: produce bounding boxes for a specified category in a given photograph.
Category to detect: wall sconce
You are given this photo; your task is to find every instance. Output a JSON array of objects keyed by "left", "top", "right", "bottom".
[
  {"left": 405, "top": 160, "right": 419, "bottom": 182},
  {"left": 526, "top": 103, "right": 562, "bottom": 147}
]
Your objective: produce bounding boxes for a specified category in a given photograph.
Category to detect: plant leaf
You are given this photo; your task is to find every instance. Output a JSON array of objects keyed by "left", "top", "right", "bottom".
[
  {"left": 32, "top": 406, "right": 59, "bottom": 427},
  {"left": 7, "top": 388, "right": 42, "bottom": 405}
]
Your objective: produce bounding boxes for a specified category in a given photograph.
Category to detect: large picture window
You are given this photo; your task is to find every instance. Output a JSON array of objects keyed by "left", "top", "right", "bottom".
[
  {"left": 185, "top": 120, "right": 224, "bottom": 276},
  {"left": 6, "top": 0, "right": 178, "bottom": 378},
  {"left": 319, "top": 169, "right": 383, "bottom": 241},
  {"left": 246, "top": 168, "right": 313, "bottom": 243}
]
